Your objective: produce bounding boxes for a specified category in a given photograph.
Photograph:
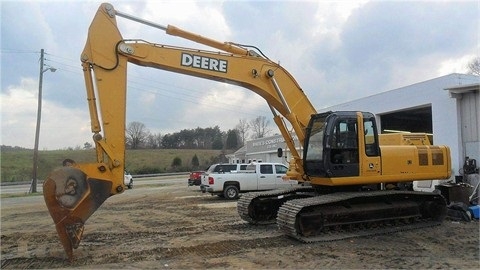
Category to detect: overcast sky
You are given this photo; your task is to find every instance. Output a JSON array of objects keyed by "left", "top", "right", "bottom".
[{"left": 1, "top": 0, "right": 478, "bottom": 150}]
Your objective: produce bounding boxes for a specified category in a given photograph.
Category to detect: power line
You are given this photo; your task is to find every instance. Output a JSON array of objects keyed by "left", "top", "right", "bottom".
[
  {"left": 0, "top": 49, "right": 39, "bottom": 54},
  {"left": 8, "top": 51, "right": 271, "bottom": 119},
  {"left": 42, "top": 52, "right": 270, "bottom": 115}
]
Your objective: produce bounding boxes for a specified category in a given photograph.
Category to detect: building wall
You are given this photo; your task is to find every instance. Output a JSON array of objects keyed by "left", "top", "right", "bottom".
[
  {"left": 229, "top": 134, "right": 301, "bottom": 165},
  {"left": 245, "top": 135, "right": 298, "bottom": 165},
  {"left": 459, "top": 91, "right": 479, "bottom": 161}
]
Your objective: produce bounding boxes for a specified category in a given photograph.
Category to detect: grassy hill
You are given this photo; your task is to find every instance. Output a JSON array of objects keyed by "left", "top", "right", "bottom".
[{"left": 1, "top": 148, "right": 228, "bottom": 183}]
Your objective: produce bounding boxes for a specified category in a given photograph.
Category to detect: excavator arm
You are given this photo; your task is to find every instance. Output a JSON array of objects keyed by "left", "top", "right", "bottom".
[{"left": 43, "top": 3, "right": 316, "bottom": 261}]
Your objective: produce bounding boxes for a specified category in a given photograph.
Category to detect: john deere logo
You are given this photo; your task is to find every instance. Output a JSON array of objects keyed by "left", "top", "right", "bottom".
[{"left": 181, "top": 53, "right": 227, "bottom": 73}]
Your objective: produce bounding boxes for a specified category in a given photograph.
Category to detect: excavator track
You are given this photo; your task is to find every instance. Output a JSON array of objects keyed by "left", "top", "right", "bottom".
[
  {"left": 277, "top": 190, "right": 447, "bottom": 242},
  {"left": 237, "top": 186, "right": 315, "bottom": 224}
]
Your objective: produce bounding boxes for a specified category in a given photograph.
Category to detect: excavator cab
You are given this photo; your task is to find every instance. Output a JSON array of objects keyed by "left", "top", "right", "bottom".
[{"left": 304, "top": 111, "right": 379, "bottom": 178}]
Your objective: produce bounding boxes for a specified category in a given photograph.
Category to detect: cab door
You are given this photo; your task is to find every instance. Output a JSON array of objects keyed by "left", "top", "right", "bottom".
[
  {"left": 324, "top": 115, "right": 359, "bottom": 177},
  {"left": 257, "top": 164, "right": 276, "bottom": 190},
  {"left": 274, "top": 164, "right": 292, "bottom": 187},
  {"left": 360, "top": 114, "right": 381, "bottom": 177}
]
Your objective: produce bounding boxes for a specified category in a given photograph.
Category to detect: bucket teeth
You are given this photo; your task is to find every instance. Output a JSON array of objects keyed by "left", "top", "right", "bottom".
[
  {"left": 54, "top": 217, "right": 83, "bottom": 262},
  {"left": 66, "top": 222, "right": 85, "bottom": 249}
]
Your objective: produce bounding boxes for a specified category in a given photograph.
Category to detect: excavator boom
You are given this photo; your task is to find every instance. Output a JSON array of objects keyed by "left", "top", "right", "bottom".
[{"left": 44, "top": 3, "right": 316, "bottom": 261}]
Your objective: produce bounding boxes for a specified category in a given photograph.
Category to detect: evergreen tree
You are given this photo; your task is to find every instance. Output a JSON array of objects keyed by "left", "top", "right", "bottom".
[
  {"left": 191, "top": 154, "right": 200, "bottom": 168},
  {"left": 212, "top": 133, "right": 224, "bottom": 150},
  {"left": 225, "top": 129, "right": 239, "bottom": 149}
]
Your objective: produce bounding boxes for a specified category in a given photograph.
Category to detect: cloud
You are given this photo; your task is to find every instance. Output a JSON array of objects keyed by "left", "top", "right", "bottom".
[
  {"left": 1, "top": 78, "right": 91, "bottom": 149},
  {"left": 191, "top": 83, "right": 266, "bottom": 113},
  {"left": 178, "top": 83, "right": 269, "bottom": 132},
  {"left": 1, "top": 0, "right": 478, "bottom": 149},
  {"left": 116, "top": 0, "right": 230, "bottom": 48},
  {"left": 341, "top": 2, "right": 477, "bottom": 64},
  {"left": 125, "top": 74, "right": 270, "bottom": 136},
  {"left": 311, "top": 0, "right": 479, "bottom": 107},
  {"left": 0, "top": 2, "right": 56, "bottom": 52},
  {"left": 437, "top": 53, "right": 476, "bottom": 75}
]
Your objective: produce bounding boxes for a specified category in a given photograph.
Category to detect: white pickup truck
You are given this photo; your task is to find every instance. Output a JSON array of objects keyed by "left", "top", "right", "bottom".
[{"left": 202, "top": 162, "right": 298, "bottom": 199}]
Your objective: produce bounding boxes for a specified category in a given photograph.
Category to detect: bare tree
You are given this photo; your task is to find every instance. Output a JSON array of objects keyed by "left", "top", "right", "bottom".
[
  {"left": 145, "top": 132, "right": 162, "bottom": 149},
  {"left": 126, "top": 121, "right": 149, "bottom": 149},
  {"left": 249, "top": 116, "right": 271, "bottom": 139},
  {"left": 467, "top": 57, "right": 480, "bottom": 76},
  {"left": 236, "top": 118, "right": 250, "bottom": 146}
]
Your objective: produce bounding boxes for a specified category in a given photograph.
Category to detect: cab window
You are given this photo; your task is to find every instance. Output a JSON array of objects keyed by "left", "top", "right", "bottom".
[
  {"left": 275, "top": 165, "right": 288, "bottom": 174},
  {"left": 260, "top": 164, "right": 273, "bottom": 174},
  {"left": 329, "top": 119, "right": 358, "bottom": 164},
  {"left": 364, "top": 118, "right": 379, "bottom": 156}
]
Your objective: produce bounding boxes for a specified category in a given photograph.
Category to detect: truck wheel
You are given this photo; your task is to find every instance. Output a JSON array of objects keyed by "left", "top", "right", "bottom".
[{"left": 224, "top": 185, "right": 239, "bottom": 200}]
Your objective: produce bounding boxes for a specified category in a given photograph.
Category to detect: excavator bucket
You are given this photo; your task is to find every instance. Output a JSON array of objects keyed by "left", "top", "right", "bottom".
[{"left": 43, "top": 166, "right": 112, "bottom": 261}]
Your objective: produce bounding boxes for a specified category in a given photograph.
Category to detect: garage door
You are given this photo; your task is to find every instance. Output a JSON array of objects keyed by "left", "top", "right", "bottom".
[{"left": 379, "top": 105, "right": 433, "bottom": 140}]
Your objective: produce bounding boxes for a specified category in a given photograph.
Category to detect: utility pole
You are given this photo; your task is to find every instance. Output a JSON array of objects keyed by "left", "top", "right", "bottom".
[{"left": 31, "top": 49, "right": 56, "bottom": 193}]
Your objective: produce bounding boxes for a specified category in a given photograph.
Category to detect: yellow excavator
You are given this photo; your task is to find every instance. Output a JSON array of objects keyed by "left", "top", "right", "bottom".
[{"left": 44, "top": 3, "right": 451, "bottom": 261}]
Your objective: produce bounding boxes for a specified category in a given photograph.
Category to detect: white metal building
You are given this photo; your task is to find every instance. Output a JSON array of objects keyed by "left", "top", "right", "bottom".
[
  {"left": 227, "top": 134, "right": 298, "bottom": 165},
  {"left": 229, "top": 73, "right": 479, "bottom": 189}
]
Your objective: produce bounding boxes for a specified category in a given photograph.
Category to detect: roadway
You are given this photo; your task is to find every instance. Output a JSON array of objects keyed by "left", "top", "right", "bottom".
[{"left": 0, "top": 174, "right": 189, "bottom": 195}]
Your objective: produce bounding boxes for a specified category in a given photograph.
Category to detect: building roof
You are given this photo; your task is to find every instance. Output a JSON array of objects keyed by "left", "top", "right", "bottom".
[
  {"left": 445, "top": 82, "right": 479, "bottom": 98},
  {"left": 233, "top": 145, "right": 246, "bottom": 155},
  {"left": 319, "top": 73, "right": 479, "bottom": 111}
]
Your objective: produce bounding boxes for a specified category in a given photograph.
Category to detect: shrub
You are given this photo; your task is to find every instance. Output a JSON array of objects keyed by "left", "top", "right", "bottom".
[
  {"left": 132, "top": 166, "right": 163, "bottom": 175},
  {"left": 171, "top": 157, "right": 182, "bottom": 171}
]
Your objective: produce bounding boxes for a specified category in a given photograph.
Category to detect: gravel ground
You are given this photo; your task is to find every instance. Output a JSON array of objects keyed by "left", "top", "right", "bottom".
[{"left": 1, "top": 179, "right": 479, "bottom": 269}]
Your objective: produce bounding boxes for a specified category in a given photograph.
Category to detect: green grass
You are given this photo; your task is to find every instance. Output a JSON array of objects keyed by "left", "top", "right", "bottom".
[
  {"left": 0, "top": 192, "right": 44, "bottom": 199},
  {"left": 1, "top": 148, "right": 228, "bottom": 183}
]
